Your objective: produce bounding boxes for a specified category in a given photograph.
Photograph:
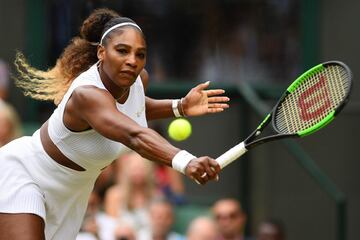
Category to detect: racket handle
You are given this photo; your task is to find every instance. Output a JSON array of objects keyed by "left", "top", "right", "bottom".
[{"left": 216, "top": 142, "right": 247, "bottom": 169}]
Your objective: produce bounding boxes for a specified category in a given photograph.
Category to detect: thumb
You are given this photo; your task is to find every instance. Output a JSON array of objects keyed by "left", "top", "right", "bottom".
[{"left": 194, "top": 81, "right": 210, "bottom": 91}]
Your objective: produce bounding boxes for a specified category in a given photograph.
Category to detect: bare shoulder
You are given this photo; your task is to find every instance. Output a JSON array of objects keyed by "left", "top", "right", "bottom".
[
  {"left": 71, "top": 85, "right": 115, "bottom": 107},
  {"left": 63, "top": 86, "right": 116, "bottom": 130}
]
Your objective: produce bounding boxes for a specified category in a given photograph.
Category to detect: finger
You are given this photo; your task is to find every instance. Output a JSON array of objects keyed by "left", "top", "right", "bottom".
[
  {"left": 207, "top": 108, "right": 225, "bottom": 114},
  {"left": 194, "top": 81, "right": 210, "bottom": 91},
  {"left": 208, "top": 103, "right": 229, "bottom": 109},
  {"left": 193, "top": 174, "right": 208, "bottom": 185},
  {"left": 198, "top": 158, "right": 219, "bottom": 181},
  {"left": 204, "top": 89, "right": 225, "bottom": 96},
  {"left": 202, "top": 163, "right": 217, "bottom": 180},
  {"left": 208, "top": 96, "right": 230, "bottom": 103},
  {"left": 200, "top": 173, "right": 219, "bottom": 182},
  {"left": 189, "top": 167, "right": 208, "bottom": 185},
  {"left": 195, "top": 179, "right": 202, "bottom": 185},
  {"left": 209, "top": 159, "right": 221, "bottom": 173},
  {"left": 192, "top": 177, "right": 202, "bottom": 185}
]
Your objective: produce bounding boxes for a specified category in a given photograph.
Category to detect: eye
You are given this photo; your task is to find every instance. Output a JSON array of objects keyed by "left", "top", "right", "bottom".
[
  {"left": 137, "top": 52, "right": 146, "bottom": 59},
  {"left": 117, "top": 48, "right": 128, "bottom": 55}
]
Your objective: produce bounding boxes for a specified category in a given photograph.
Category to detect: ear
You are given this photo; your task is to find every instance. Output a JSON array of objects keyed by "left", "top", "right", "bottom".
[{"left": 97, "top": 45, "right": 105, "bottom": 61}]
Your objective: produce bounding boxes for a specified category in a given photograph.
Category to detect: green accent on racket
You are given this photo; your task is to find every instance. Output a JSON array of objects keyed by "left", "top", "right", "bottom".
[
  {"left": 257, "top": 114, "right": 270, "bottom": 130},
  {"left": 297, "top": 110, "right": 335, "bottom": 137},
  {"left": 287, "top": 63, "right": 324, "bottom": 93}
]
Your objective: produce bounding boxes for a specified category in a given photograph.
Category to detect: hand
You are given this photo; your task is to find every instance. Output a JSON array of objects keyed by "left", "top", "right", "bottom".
[
  {"left": 181, "top": 81, "right": 230, "bottom": 116},
  {"left": 185, "top": 157, "right": 221, "bottom": 185}
]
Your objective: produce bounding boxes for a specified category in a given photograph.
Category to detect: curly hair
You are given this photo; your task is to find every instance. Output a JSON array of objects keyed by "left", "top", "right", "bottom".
[{"left": 14, "top": 8, "right": 119, "bottom": 105}]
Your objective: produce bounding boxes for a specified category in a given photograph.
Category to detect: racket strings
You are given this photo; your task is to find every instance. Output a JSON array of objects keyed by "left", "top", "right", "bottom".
[{"left": 275, "top": 65, "right": 350, "bottom": 134}]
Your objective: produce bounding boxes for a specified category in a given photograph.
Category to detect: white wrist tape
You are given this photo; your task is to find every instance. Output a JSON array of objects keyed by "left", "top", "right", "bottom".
[
  {"left": 172, "top": 150, "right": 197, "bottom": 174},
  {"left": 172, "top": 99, "right": 181, "bottom": 117}
]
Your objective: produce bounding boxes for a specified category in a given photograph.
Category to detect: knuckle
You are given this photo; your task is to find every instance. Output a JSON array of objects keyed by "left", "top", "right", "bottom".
[{"left": 190, "top": 168, "right": 198, "bottom": 175}]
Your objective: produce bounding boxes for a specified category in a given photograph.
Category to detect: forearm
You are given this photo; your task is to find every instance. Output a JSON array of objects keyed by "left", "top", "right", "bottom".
[
  {"left": 97, "top": 116, "right": 218, "bottom": 183},
  {"left": 145, "top": 97, "right": 184, "bottom": 120},
  {"left": 127, "top": 126, "right": 181, "bottom": 166}
]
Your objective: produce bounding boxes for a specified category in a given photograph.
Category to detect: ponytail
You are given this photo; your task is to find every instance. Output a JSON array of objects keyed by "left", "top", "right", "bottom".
[{"left": 15, "top": 8, "right": 119, "bottom": 105}]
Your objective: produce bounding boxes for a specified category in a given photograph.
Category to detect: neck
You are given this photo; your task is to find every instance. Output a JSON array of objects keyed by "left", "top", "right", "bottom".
[{"left": 97, "top": 63, "right": 129, "bottom": 102}]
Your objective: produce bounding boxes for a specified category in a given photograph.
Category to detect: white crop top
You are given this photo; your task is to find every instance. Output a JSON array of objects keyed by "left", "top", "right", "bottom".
[{"left": 47, "top": 64, "right": 148, "bottom": 171}]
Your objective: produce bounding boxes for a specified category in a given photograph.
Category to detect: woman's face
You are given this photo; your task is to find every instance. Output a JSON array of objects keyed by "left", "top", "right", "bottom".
[{"left": 99, "top": 27, "right": 146, "bottom": 89}]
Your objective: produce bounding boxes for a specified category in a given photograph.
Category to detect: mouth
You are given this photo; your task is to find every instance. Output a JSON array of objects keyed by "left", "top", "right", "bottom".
[{"left": 120, "top": 70, "right": 137, "bottom": 78}]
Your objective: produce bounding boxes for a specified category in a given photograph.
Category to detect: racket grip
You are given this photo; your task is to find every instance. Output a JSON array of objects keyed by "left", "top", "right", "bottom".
[{"left": 216, "top": 142, "right": 247, "bottom": 169}]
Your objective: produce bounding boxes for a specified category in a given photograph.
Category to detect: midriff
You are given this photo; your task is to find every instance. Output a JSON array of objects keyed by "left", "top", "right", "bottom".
[{"left": 40, "top": 121, "right": 86, "bottom": 171}]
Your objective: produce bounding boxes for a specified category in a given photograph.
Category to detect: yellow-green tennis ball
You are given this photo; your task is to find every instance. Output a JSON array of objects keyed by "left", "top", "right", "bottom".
[{"left": 168, "top": 118, "right": 192, "bottom": 141}]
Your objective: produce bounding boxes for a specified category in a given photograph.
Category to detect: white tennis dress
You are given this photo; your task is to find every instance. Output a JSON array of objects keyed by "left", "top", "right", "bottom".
[{"left": 0, "top": 64, "right": 147, "bottom": 239}]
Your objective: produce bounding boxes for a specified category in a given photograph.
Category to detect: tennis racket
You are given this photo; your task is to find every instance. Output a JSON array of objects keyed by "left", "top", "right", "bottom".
[{"left": 216, "top": 61, "right": 352, "bottom": 169}]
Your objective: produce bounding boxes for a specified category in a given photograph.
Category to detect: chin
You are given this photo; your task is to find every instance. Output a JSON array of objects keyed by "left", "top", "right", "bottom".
[{"left": 118, "top": 76, "right": 137, "bottom": 86}]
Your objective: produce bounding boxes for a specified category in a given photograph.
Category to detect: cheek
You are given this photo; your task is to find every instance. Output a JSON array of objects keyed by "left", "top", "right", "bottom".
[
  {"left": 139, "top": 58, "right": 146, "bottom": 68},
  {"left": 105, "top": 51, "right": 123, "bottom": 65},
  {"left": 103, "top": 59, "right": 120, "bottom": 76},
  {"left": 135, "top": 60, "right": 146, "bottom": 74}
]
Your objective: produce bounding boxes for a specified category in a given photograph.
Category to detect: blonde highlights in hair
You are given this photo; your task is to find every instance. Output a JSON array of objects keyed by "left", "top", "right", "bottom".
[{"left": 14, "top": 8, "right": 119, "bottom": 105}]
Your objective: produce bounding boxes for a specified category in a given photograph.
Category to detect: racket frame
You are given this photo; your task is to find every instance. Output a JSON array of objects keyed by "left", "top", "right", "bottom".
[
  {"left": 217, "top": 61, "right": 352, "bottom": 168},
  {"left": 272, "top": 61, "right": 353, "bottom": 137}
]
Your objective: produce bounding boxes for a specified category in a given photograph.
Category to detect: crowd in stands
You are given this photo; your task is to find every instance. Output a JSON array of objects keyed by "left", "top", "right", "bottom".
[{"left": 74, "top": 155, "right": 287, "bottom": 240}]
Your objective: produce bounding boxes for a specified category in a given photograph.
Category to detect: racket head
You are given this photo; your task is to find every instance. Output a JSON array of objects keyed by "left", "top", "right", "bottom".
[{"left": 272, "top": 61, "right": 352, "bottom": 137}]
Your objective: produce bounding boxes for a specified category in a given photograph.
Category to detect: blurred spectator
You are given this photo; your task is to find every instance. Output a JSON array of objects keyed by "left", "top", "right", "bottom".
[
  {"left": 212, "top": 198, "right": 250, "bottom": 240},
  {"left": 113, "top": 220, "right": 137, "bottom": 240},
  {"left": 0, "top": 59, "right": 10, "bottom": 100},
  {"left": 104, "top": 151, "right": 156, "bottom": 230},
  {"left": 256, "top": 219, "right": 286, "bottom": 240},
  {"left": 138, "top": 199, "right": 185, "bottom": 240},
  {"left": 186, "top": 216, "right": 218, "bottom": 240},
  {"left": 198, "top": 25, "right": 270, "bottom": 84},
  {"left": 76, "top": 232, "right": 97, "bottom": 240},
  {"left": 0, "top": 100, "right": 22, "bottom": 146},
  {"left": 155, "top": 165, "right": 186, "bottom": 205}
]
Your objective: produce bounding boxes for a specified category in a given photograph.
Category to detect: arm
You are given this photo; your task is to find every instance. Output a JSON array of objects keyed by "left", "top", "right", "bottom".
[
  {"left": 140, "top": 68, "right": 229, "bottom": 120},
  {"left": 72, "top": 86, "right": 178, "bottom": 166},
  {"left": 145, "top": 82, "right": 230, "bottom": 120},
  {"left": 69, "top": 86, "right": 220, "bottom": 184}
]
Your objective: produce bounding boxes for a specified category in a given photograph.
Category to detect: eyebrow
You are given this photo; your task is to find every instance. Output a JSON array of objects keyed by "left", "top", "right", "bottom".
[{"left": 114, "top": 43, "right": 146, "bottom": 51}]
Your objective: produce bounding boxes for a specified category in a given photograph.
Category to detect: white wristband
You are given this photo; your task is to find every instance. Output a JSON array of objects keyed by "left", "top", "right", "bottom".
[
  {"left": 172, "top": 150, "right": 197, "bottom": 174},
  {"left": 172, "top": 99, "right": 181, "bottom": 117}
]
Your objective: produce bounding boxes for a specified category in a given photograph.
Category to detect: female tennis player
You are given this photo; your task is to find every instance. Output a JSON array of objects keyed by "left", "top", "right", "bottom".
[{"left": 0, "top": 8, "right": 229, "bottom": 239}]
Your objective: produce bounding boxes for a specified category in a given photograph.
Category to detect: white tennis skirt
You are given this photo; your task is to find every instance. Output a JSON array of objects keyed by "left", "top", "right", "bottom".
[{"left": 0, "top": 130, "right": 100, "bottom": 239}]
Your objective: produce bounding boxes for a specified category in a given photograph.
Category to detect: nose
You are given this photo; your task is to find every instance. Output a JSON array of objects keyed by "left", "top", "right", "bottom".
[{"left": 125, "top": 53, "right": 137, "bottom": 68}]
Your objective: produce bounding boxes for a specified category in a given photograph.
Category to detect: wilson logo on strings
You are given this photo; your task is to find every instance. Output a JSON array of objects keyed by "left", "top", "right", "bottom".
[{"left": 298, "top": 75, "right": 331, "bottom": 121}]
